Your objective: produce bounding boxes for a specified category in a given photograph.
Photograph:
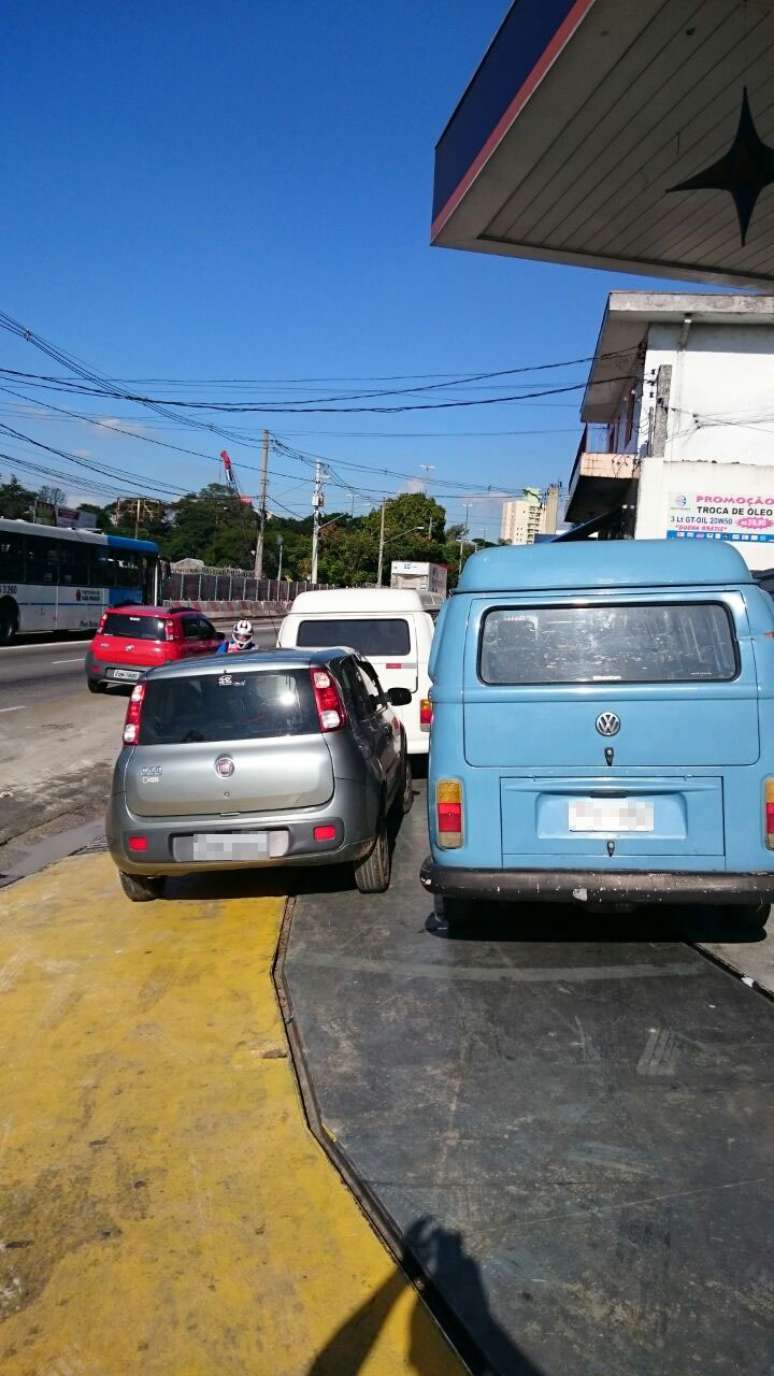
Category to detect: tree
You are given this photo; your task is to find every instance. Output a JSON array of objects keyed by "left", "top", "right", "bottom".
[
  {"left": 38, "top": 484, "right": 66, "bottom": 509},
  {"left": 162, "top": 484, "right": 257, "bottom": 567},
  {"left": 104, "top": 497, "right": 172, "bottom": 544},
  {"left": 0, "top": 475, "right": 35, "bottom": 520}
]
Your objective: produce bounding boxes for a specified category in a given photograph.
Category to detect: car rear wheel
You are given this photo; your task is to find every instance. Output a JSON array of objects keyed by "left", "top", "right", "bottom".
[
  {"left": 87, "top": 679, "right": 107, "bottom": 694},
  {"left": 354, "top": 823, "right": 391, "bottom": 894},
  {"left": 119, "top": 871, "right": 165, "bottom": 902}
]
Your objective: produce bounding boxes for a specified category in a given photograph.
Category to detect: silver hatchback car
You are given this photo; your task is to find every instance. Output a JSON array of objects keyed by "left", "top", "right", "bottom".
[{"left": 106, "top": 647, "right": 412, "bottom": 901}]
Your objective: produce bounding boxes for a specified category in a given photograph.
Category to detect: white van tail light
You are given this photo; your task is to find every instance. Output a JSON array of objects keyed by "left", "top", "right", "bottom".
[
  {"left": 310, "top": 669, "right": 347, "bottom": 732},
  {"left": 420, "top": 698, "right": 433, "bottom": 729},
  {"left": 123, "top": 683, "right": 146, "bottom": 744},
  {"left": 436, "top": 779, "right": 463, "bottom": 848},
  {"left": 766, "top": 780, "right": 774, "bottom": 849}
]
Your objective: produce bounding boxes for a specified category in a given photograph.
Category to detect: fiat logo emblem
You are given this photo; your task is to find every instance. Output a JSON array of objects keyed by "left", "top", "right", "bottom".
[
  {"left": 596, "top": 712, "right": 621, "bottom": 737},
  {"left": 215, "top": 755, "right": 235, "bottom": 777}
]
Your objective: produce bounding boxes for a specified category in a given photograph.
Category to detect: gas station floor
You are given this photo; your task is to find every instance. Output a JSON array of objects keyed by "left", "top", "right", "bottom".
[
  {"left": 0, "top": 855, "right": 461, "bottom": 1376},
  {"left": 283, "top": 795, "right": 774, "bottom": 1376}
]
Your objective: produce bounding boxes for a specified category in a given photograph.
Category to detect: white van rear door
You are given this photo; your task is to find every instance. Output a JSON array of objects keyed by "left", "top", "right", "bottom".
[{"left": 294, "top": 615, "right": 418, "bottom": 694}]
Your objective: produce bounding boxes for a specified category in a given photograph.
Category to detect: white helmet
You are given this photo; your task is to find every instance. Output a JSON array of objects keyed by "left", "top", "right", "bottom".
[{"left": 232, "top": 618, "right": 254, "bottom": 646}]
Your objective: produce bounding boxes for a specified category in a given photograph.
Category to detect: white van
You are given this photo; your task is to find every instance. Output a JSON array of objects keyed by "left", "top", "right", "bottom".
[{"left": 276, "top": 588, "right": 441, "bottom": 755}]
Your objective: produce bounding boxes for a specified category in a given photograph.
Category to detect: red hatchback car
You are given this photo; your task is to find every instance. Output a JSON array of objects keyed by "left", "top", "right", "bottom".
[{"left": 85, "top": 605, "right": 222, "bottom": 692}]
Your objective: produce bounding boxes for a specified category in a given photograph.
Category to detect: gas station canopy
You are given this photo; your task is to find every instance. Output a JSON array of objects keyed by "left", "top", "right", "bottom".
[{"left": 432, "top": 0, "right": 774, "bottom": 287}]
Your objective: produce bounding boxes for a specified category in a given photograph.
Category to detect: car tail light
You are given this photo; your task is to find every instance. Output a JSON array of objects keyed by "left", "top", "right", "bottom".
[
  {"left": 314, "top": 825, "right": 337, "bottom": 843},
  {"left": 420, "top": 698, "right": 433, "bottom": 729},
  {"left": 310, "top": 669, "right": 346, "bottom": 732},
  {"left": 123, "top": 683, "right": 146, "bottom": 744},
  {"left": 766, "top": 780, "right": 774, "bottom": 849},
  {"left": 436, "top": 779, "right": 463, "bottom": 848},
  {"left": 164, "top": 618, "right": 183, "bottom": 642},
  {"left": 128, "top": 835, "right": 149, "bottom": 853},
  {"left": 96, "top": 610, "right": 108, "bottom": 634}
]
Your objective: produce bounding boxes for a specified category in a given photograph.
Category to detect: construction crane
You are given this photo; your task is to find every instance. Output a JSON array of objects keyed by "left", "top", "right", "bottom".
[
  {"left": 221, "top": 441, "right": 271, "bottom": 580},
  {"left": 220, "top": 449, "right": 251, "bottom": 504}
]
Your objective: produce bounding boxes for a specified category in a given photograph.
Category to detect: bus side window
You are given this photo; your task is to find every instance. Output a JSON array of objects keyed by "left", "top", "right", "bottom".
[
  {"left": 93, "top": 551, "right": 118, "bottom": 588},
  {"left": 25, "top": 535, "right": 59, "bottom": 585},
  {"left": 114, "top": 552, "right": 142, "bottom": 589},
  {"left": 0, "top": 532, "right": 25, "bottom": 581},
  {"left": 58, "top": 542, "right": 91, "bottom": 586}
]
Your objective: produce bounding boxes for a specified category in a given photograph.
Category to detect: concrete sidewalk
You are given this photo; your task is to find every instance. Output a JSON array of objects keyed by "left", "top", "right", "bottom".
[{"left": 0, "top": 856, "right": 463, "bottom": 1375}]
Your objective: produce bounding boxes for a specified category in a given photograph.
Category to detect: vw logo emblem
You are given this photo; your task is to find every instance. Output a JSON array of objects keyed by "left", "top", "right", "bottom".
[
  {"left": 214, "top": 755, "right": 235, "bottom": 778},
  {"left": 596, "top": 712, "right": 621, "bottom": 738}
]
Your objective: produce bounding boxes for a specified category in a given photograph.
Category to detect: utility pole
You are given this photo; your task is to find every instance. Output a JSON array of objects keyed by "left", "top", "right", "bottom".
[
  {"left": 311, "top": 461, "right": 325, "bottom": 585},
  {"left": 254, "top": 429, "right": 270, "bottom": 580},
  {"left": 459, "top": 502, "right": 470, "bottom": 569},
  {"left": 135, "top": 497, "right": 141, "bottom": 540},
  {"left": 376, "top": 498, "right": 387, "bottom": 587},
  {"left": 276, "top": 535, "right": 284, "bottom": 584}
]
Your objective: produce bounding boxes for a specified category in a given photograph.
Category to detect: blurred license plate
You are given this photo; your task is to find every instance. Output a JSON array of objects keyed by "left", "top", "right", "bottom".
[
  {"left": 111, "top": 668, "right": 140, "bottom": 681},
  {"left": 569, "top": 800, "right": 654, "bottom": 833},
  {"left": 192, "top": 833, "right": 270, "bottom": 861}
]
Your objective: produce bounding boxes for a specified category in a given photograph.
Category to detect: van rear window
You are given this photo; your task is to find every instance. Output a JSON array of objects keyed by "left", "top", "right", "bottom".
[
  {"left": 479, "top": 603, "right": 737, "bottom": 684},
  {"left": 296, "top": 618, "right": 411, "bottom": 656},
  {"left": 139, "top": 671, "right": 318, "bottom": 744}
]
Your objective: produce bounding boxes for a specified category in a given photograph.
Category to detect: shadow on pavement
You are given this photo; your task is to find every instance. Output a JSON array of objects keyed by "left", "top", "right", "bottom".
[
  {"left": 426, "top": 900, "right": 768, "bottom": 946},
  {"left": 307, "top": 1217, "right": 542, "bottom": 1376}
]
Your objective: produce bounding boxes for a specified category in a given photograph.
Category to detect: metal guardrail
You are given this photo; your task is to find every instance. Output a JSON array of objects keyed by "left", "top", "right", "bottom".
[{"left": 162, "top": 572, "right": 326, "bottom": 603}]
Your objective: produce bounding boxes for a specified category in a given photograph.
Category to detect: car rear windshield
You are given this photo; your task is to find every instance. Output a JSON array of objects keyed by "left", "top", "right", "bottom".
[
  {"left": 139, "top": 670, "right": 318, "bottom": 744},
  {"left": 479, "top": 602, "right": 738, "bottom": 684},
  {"left": 295, "top": 617, "right": 411, "bottom": 656},
  {"left": 102, "top": 612, "right": 167, "bottom": 640}
]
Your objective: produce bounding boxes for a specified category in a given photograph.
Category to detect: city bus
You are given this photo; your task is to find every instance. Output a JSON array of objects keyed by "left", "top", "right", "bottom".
[{"left": 0, "top": 518, "right": 160, "bottom": 643}]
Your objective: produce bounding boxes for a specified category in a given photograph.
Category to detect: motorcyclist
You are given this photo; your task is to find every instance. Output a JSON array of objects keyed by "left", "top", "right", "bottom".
[{"left": 217, "top": 618, "right": 256, "bottom": 655}]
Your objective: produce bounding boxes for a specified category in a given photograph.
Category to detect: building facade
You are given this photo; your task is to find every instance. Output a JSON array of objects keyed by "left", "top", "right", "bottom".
[
  {"left": 565, "top": 294, "right": 774, "bottom": 570},
  {"left": 501, "top": 485, "right": 562, "bottom": 545}
]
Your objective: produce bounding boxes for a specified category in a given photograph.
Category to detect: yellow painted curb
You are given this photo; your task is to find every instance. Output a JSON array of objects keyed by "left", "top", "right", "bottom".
[{"left": 0, "top": 855, "right": 464, "bottom": 1375}]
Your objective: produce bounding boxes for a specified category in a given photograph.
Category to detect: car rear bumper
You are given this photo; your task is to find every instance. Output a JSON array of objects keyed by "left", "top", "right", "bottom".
[
  {"left": 85, "top": 650, "right": 150, "bottom": 683},
  {"left": 420, "top": 858, "right": 774, "bottom": 906},
  {"left": 107, "top": 791, "right": 379, "bottom": 876}
]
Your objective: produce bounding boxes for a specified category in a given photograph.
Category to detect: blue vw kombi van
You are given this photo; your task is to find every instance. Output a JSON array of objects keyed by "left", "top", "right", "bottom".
[{"left": 422, "top": 540, "right": 774, "bottom": 926}]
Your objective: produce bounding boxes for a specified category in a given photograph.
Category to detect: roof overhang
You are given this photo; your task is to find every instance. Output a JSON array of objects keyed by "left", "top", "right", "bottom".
[
  {"left": 582, "top": 290, "right": 774, "bottom": 420},
  {"left": 432, "top": 0, "right": 774, "bottom": 287}
]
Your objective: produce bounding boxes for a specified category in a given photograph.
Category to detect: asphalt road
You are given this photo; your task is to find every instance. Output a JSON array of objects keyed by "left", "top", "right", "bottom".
[
  {"left": 0, "top": 638, "right": 92, "bottom": 710},
  {"left": 0, "top": 622, "right": 278, "bottom": 712}
]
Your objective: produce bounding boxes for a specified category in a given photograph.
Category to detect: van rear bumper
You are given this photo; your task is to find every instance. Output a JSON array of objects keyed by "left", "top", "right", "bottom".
[{"left": 420, "top": 858, "right": 774, "bottom": 907}]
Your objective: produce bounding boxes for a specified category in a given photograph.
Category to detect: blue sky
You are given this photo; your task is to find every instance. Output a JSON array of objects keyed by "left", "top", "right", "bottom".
[{"left": 2, "top": 0, "right": 701, "bottom": 537}]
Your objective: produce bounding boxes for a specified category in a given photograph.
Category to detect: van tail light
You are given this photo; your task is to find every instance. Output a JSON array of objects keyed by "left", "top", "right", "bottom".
[
  {"left": 310, "top": 669, "right": 347, "bottom": 732},
  {"left": 766, "top": 780, "right": 774, "bottom": 849},
  {"left": 123, "top": 683, "right": 146, "bottom": 744},
  {"left": 420, "top": 698, "right": 433, "bottom": 729},
  {"left": 436, "top": 779, "right": 463, "bottom": 848}
]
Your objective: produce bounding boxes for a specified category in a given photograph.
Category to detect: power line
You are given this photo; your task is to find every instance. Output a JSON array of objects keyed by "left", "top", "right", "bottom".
[
  {"left": 82, "top": 354, "right": 630, "bottom": 387},
  {"left": 0, "top": 365, "right": 632, "bottom": 414},
  {"left": 0, "top": 380, "right": 537, "bottom": 502}
]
